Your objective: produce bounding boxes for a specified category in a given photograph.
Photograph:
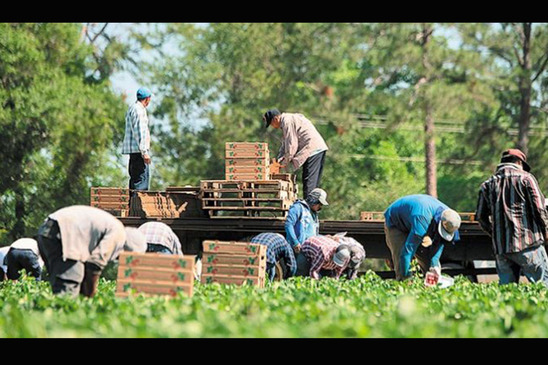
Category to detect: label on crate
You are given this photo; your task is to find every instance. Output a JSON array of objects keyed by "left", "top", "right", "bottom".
[
  {"left": 226, "top": 142, "right": 268, "bottom": 150},
  {"left": 201, "top": 274, "right": 263, "bottom": 286},
  {"left": 203, "top": 240, "right": 266, "bottom": 255},
  {"left": 202, "top": 264, "right": 265, "bottom": 277},
  {"left": 120, "top": 252, "right": 194, "bottom": 270},
  {"left": 202, "top": 253, "right": 264, "bottom": 266},
  {"left": 226, "top": 158, "right": 269, "bottom": 167}
]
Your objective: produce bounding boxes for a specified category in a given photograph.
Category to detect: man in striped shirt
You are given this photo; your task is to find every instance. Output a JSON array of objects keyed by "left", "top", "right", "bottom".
[
  {"left": 122, "top": 87, "right": 152, "bottom": 191},
  {"left": 250, "top": 232, "right": 296, "bottom": 281},
  {"left": 476, "top": 148, "right": 548, "bottom": 287},
  {"left": 138, "top": 221, "right": 183, "bottom": 255},
  {"left": 301, "top": 235, "right": 350, "bottom": 280}
]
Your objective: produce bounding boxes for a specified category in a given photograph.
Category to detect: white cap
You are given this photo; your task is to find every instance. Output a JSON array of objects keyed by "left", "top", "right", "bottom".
[
  {"left": 438, "top": 209, "right": 461, "bottom": 242},
  {"left": 309, "top": 188, "right": 329, "bottom": 206},
  {"left": 332, "top": 244, "right": 350, "bottom": 267}
]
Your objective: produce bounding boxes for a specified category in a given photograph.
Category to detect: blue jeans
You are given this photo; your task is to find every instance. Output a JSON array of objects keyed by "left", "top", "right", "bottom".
[
  {"left": 266, "top": 263, "right": 276, "bottom": 281},
  {"left": 6, "top": 248, "right": 42, "bottom": 280},
  {"left": 496, "top": 244, "right": 548, "bottom": 287},
  {"left": 146, "top": 244, "right": 173, "bottom": 254},
  {"left": 129, "top": 153, "right": 150, "bottom": 190}
]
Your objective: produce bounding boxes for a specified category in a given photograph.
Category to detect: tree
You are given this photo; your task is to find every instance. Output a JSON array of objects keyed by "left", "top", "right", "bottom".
[{"left": 0, "top": 23, "right": 128, "bottom": 242}]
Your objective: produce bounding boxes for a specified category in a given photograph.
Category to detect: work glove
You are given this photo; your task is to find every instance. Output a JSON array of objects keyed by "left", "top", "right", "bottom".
[{"left": 421, "top": 236, "right": 433, "bottom": 247}]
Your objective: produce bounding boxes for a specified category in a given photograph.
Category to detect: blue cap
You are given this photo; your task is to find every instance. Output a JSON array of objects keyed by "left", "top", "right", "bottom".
[{"left": 136, "top": 87, "right": 152, "bottom": 100}]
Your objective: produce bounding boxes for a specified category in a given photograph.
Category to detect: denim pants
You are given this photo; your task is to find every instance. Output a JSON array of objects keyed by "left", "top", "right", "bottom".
[
  {"left": 146, "top": 243, "right": 173, "bottom": 254},
  {"left": 129, "top": 153, "right": 150, "bottom": 190},
  {"left": 266, "top": 262, "right": 276, "bottom": 282},
  {"left": 6, "top": 248, "right": 42, "bottom": 280},
  {"left": 496, "top": 244, "right": 548, "bottom": 287}
]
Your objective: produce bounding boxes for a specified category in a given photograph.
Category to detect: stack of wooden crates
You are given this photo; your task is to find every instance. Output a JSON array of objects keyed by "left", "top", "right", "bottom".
[
  {"left": 200, "top": 142, "right": 296, "bottom": 219},
  {"left": 115, "top": 252, "right": 196, "bottom": 298},
  {"left": 200, "top": 240, "right": 267, "bottom": 287},
  {"left": 90, "top": 187, "right": 130, "bottom": 217}
]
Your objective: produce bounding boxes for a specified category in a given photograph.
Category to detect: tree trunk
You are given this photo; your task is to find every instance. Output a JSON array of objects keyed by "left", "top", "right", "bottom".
[
  {"left": 517, "top": 23, "right": 532, "bottom": 154},
  {"left": 420, "top": 24, "right": 437, "bottom": 197},
  {"left": 425, "top": 102, "right": 437, "bottom": 198}
]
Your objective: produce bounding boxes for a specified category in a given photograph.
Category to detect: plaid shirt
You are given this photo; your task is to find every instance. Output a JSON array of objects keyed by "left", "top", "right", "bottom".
[
  {"left": 122, "top": 101, "right": 150, "bottom": 156},
  {"left": 250, "top": 232, "right": 296, "bottom": 270},
  {"left": 302, "top": 235, "right": 347, "bottom": 280},
  {"left": 476, "top": 163, "right": 548, "bottom": 255},
  {"left": 138, "top": 222, "right": 183, "bottom": 255}
]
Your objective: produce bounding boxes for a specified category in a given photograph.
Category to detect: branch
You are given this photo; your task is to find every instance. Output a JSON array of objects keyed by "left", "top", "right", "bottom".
[{"left": 533, "top": 52, "right": 548, "bottom": 82}]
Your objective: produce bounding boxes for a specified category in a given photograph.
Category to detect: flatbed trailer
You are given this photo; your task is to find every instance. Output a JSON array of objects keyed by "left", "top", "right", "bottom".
[{"left": 119, "top": 217, "right": 496, "bottom": 280}]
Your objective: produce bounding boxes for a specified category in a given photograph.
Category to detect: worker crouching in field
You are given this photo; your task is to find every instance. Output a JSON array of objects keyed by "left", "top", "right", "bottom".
[
  {"left": 4, "top": 237, "right": 44, "bottom": 281},
  {"left": 383, "top": 194, "right": 461, "bottom": 281},
  {"left": 301, "top": 235, "right": 351, "bottom": 280},
  {"left": 138, "top": 221, "right": 183, "bottom": 255},
  {"left": 37, "top": 205, "right": 147, "bottom": 298},
  {"left": 250, "top": 232, "right": 297, "bottom": 281},
  {"left": 476, "top": 148, "right": 548, "bottom": 287},
  {"left": 285, "top": 188, "right": 328, "bottom": 276},
  {"left": 328, "top": 234, "right": 366, "bottom": 280}
]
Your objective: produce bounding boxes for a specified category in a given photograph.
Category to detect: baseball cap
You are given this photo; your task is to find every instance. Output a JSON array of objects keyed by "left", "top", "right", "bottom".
[
  {"left": 438, "top": 209, "right": 461, "bottom": 242},
  {"left": 263, "top": 109, "right": 280, "bottom": 128},
  {"left": 136, "top": 87, "right": 152, "bottom": 100},
  {"left": 501, "top": 148, "right": 530, "bottom": 172},
  {"left": 309, "top": 188, "right": 329, "bottom": 206},
  {"left": 333, "top": 244, "right": 351, "bottom": 267},
  {"left": 123, "top": 227, "right": 147, "bottom": 253}
]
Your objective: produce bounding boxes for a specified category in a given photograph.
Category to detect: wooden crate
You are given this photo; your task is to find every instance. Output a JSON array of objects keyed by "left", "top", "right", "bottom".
[
  {"left": 115, "top": 252, "right": 195, "bottom": 298},
  {"left": 90, "top": 187, "right": 131, "bottom": 217},
  {"left": 226, "top": 158, "right": 270, "bottom": 168},
  {"left": 200, "top": 240, "right": 266, "bottom": 288},
  {"left": 359, "top": 211, "right": 385, "bottom": 221}
]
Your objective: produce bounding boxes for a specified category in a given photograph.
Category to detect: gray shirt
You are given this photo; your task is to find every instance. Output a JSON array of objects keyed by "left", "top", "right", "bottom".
[
  {"left": 277, "top": 113, "right": 328, "bottom": 170},
  {"left": 49, "top": 205, "right": 126, "bottom": 269}
]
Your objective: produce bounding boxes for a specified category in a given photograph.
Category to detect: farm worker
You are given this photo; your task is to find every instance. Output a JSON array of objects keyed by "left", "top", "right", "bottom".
[
  {"left": 285, "top": 188, "right": 328, "bottom": 276},
  {"left": 0, "top": 246, "right": 9, "bottom": 281},
  {"left": 329, "top": 234, "right": 366, "bottom": 280},
  {"left": 263, "top": 108, "right": 328, "bottom": 199},
  {"left": 476, "top": 148, "right": 548, "bottom": 287},
  {"left": 36, "top": 205, "right": 147, "bottom": 298},
  {"left": 301, "top": 235, "right": 351, "bottom": 280},
  {"left": 250, "top": 232, "right": 297, "bottom": 281},
  {"left": 138, "top": 221, "right": 183, "bottom": 255},
  {"left": 122, "top": 87, "right": 153, "bottom": 191},
  {"left": 384, "top": 194, "right": 461, "bottom": 281},
  {"left": 4, "top": 237, "right": 44, "bottom": 280}
]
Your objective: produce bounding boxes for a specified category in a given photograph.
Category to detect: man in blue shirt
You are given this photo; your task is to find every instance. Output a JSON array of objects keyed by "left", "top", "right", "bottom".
[
  {"left": 384, "top": 194, "right": 461, "bottom": 281},
  {"left": 285, "top": 188, "right": 328, "bottom": 276}
]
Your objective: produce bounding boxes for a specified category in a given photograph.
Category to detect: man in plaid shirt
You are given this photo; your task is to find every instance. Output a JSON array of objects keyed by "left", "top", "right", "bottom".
[
  {"left": 138, "top": 221, "right": 183, "bottom": 255},
  {"left": 250, "top": 232, "right": 296, "bottom": 281},
  {"left": 476, "top": 148, "right": 548, "bottom": 287},
  {"left": 122, "top": 87, "right": 152, "bottom": 191},
  {"left": 301, "top": 235, "right": 350, "bottom": 280}
]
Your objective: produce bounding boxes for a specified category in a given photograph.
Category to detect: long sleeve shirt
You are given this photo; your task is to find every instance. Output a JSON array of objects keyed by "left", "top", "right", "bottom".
[
  {"left": 302, "top": 235, "right": 348, "bottom": 280},
  {"left": 48, "top": 205, "right": 127, "bottom": 270},
  {"left": 122, "top": 101, "right": 150, "bottom": 156},
  {"left": 284, "top": 200, "right": 319, "bottom": 247},
  {"left": 250, "top": 232, "right": 297, "bottom": 278},
  {"left": 276, "top": 113, "right": 328, "bottom": 170},
  {"left": 138, "top": 221, "right": 183, "bottom": 255},
  {"left": 384, "top": 194, "right": 460, "bottom": 278},
  {"left": 476, "top": 163, "right": 548, "bottom": 255}
]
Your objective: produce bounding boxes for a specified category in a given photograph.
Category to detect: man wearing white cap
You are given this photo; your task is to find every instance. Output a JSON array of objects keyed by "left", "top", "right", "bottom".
[
  {"left": 122, "top": 87, "right": 153, "bottom": 191},
  {"left": 37, "top": 205, "right": 147, "bottom": 298},
  {"left": 301, "top": 235, "right": 351, "bottom": 280},
  {"left": 384, "top": 194, "right": 461, "bottom": 281},
  {"left": 5, "top": 237, "right": 44, "bottom": 280}
]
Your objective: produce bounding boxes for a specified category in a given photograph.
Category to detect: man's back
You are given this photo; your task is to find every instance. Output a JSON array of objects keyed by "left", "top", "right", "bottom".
[{"left": 477, "top": 163, "right": 548, "bottom": 254}]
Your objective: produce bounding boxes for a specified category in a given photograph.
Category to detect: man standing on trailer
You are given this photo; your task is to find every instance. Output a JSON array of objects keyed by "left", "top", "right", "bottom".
[
  {"left": 122, "top": 87, "right": 153, "bottom": 191},
  {"left": 263, "top": 108, "right": 328, "bottom": 199}
]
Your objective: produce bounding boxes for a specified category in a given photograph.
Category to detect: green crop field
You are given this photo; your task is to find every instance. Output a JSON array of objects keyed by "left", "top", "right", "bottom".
[{"left": 1, "top": 272, "right": 548, "bottom": 338}]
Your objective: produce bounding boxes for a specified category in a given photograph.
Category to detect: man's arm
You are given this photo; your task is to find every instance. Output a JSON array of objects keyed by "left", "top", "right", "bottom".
[
  {"left": 524, "top": 175, "right": 548, "bottom": 237},
  {"left": 475, "top": 186, "right": 493, "bottom": 236}
]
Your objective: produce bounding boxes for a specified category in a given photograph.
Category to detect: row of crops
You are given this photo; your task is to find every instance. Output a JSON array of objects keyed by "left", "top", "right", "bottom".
[{"left": 1, "top": 271, "right": 548, "bottom": 338}]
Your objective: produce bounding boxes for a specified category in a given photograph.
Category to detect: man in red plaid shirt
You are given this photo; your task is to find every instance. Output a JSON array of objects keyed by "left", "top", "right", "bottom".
[{"left": 301, "top": 235, "right": 351, "bottom": 280}]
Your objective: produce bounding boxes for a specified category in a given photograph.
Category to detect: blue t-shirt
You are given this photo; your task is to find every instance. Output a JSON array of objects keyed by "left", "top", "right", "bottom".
[{"left": 384, "top": 194, "right": 460, "bottom": 277}]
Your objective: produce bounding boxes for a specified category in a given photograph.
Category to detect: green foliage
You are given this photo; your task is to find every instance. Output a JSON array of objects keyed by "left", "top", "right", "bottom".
[{"left": 2, "top": 274, "right": 548, "bottom": 338}]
